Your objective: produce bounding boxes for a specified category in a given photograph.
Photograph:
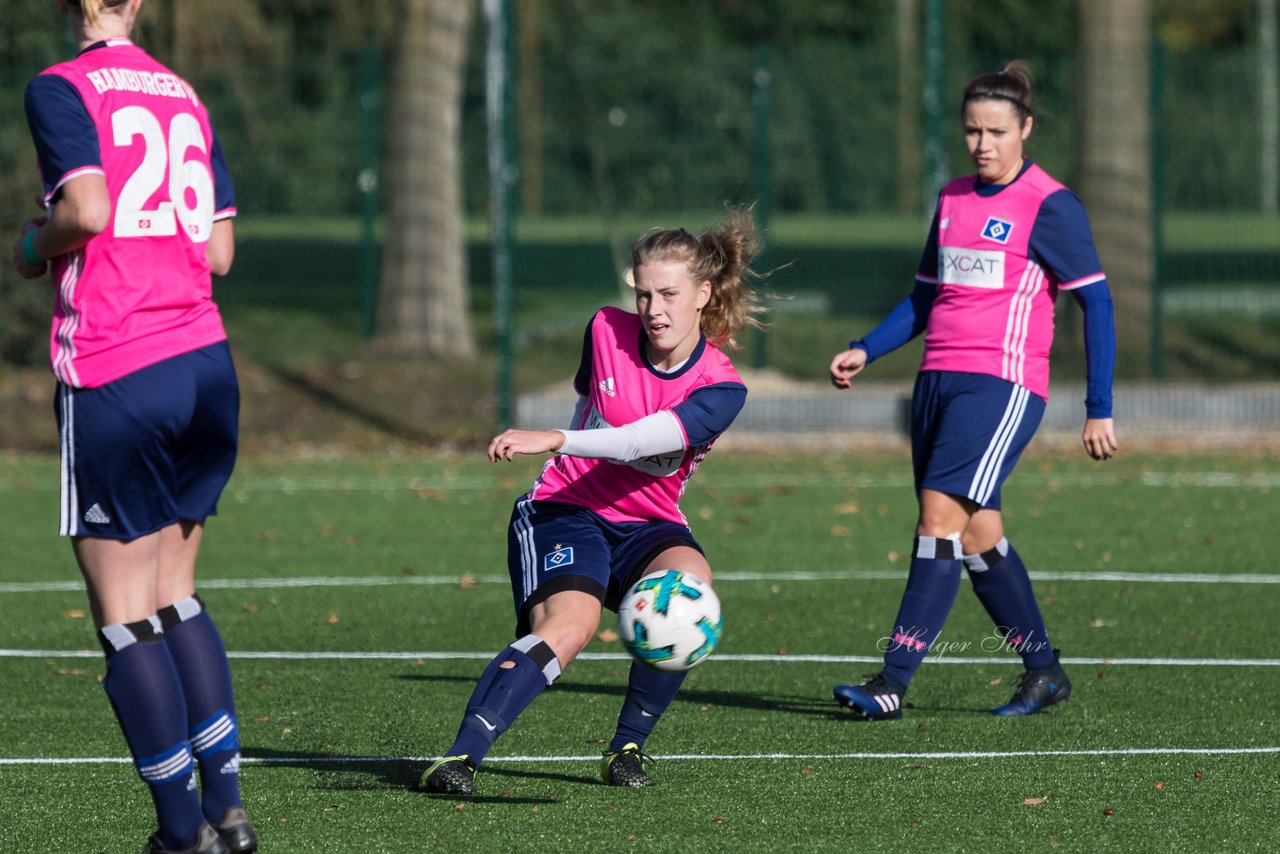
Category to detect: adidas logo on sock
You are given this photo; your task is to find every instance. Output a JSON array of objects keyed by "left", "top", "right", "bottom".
[
  {"left": 221, "top": 752, "right": 242, "bottom": 775},
  {"left": 83, "top": 503, "right": 111, "bottom": 524}
]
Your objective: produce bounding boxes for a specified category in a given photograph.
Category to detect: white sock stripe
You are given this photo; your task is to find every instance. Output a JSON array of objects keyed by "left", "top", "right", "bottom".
[
  {"left": 99, "top": 623, "right": 138, "bottom": 652},
  {"left": 173, "top": 596, "right": 204, "bottom": 623},
  {"left": 190, "top": 714, "right": 235, "bottom": 751},
  {"left": 139, "top": 747, "right": 193, "bottom": 782},
  {"left": 510, "top": 634, "right": 563, "bottom": 684}
]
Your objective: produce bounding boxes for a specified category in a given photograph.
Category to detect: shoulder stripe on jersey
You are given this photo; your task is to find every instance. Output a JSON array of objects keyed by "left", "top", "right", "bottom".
[
  {"left": 213, "top": 207, "right": 238, "bottom": 222},
  {"left": 45, "top": 166, "right": 105, "bottom": 206},
  {"left": 915, "top": 273, "right": 939, "bottom": 285},
  {"left": 1058, "top": 272, "right": 1106, "bottom": 291},
  {"left": 969, "top": 384, "right": 1030, "bottom": 506}
]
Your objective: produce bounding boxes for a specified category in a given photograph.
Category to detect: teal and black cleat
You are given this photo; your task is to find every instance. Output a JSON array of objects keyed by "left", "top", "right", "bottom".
[
  {"left": 419, "top": 755, "right": 478, "bottom": 795},
  {"left": 601, "top": 743, "right": 655, "bottom": 787},
  {"left": 833, "top": 672, "right": 904, "bottom": 721},
  {"left": 993, "top": 664, "right": 1072, "bottom": 716}
]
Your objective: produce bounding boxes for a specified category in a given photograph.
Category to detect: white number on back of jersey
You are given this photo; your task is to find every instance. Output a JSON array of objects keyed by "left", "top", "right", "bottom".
[{"left": 111, "top": 106, "right": 214, "bottom": 244}]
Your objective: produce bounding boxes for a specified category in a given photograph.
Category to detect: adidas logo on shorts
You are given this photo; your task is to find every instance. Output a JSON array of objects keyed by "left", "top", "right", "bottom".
[{"left": 83, "top": 503, "right": 111, "bottom": 525}]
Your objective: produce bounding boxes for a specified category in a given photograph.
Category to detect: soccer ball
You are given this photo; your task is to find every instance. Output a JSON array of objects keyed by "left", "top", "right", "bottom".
[{"left": 617, "top": 570, "right": 723, "bottom": 671}]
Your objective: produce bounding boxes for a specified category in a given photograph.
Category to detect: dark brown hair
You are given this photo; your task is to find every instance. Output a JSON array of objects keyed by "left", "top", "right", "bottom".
[{"left": 962, "top": 60, "right": 1034, "bottom": 125}]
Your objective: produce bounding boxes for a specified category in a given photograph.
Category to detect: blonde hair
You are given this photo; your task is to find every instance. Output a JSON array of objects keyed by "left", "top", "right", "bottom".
[
  {"left": 65, "top": 0, "right": 130, "bottom": 27},
  {"left": 630, "top": 205, "right": 767, "bottom": 350}
]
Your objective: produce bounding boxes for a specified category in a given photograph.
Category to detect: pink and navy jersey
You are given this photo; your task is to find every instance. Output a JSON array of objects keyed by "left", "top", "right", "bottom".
[
  {"left": 24, "top": 39, "right": 236, "bottom": 388},
  {"left": 528, "top": 307, "right": 747, "bottom": 525},
  {"left": 915, "top": 162, "right": 1105, "bottom": 400}
]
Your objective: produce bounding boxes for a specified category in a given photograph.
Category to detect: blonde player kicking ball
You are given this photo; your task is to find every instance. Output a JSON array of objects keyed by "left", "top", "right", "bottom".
[{"left": 420, "top": 207, "right": 766, "bottom": 795}]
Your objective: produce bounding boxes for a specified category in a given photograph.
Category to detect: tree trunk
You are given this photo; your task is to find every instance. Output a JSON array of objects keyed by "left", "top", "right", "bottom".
[
  {"left": 373, "top": 0, "right": 476, "bottom": 358},
  {"left": 1076, "top": 0, "right": 1153, "bottom": 364}
]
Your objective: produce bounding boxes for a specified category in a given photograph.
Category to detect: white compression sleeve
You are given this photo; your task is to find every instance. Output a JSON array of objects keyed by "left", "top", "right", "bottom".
[{"left": 556, "top": 409, "right": 685, "bottom": 462}]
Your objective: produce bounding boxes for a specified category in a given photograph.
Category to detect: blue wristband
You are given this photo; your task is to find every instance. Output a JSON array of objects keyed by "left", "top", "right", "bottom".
[{"left": 21, "top": 229, "right": 43, "bottom": 265}]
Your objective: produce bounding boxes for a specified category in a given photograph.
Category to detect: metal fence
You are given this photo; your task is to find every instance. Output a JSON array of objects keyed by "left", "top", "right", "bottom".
[{"left": 0, "top": 2, "right": 1276, "bottom": 386}]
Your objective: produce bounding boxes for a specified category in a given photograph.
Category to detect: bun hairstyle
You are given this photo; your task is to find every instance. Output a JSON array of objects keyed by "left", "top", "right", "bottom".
[
  {"left": 962, "top": 60, "right": 1034, "bottom": 125},
  {"left": 64, "top": 0, "right": 130, "bottom": 26},
  {"left": 630, "top": 204, "right": 768, "bottom": 350}
]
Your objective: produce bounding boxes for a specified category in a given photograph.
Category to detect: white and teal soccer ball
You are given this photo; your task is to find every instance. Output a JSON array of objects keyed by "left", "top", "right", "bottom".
[{"left": 618, "top": 570, "right": 723, "bottom": 672}]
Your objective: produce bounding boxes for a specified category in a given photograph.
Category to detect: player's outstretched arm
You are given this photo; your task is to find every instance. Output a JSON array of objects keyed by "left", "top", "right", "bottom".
[
  {"left": 1081, "top": 417, "right": 1117, "bottom": 461},
  {"left": 829, "top": 347, "right": 869, "bottom": 389},
  {"left": 488, "top": 428, "right": 565, "bottom": 462}
]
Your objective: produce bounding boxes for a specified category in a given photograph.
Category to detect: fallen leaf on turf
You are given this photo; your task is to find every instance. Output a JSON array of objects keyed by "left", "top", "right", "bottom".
[
  {"left": 829, "top": 525, "right": 852, "bottom": 537},
  {"left": 459, "top": 574, "right": 479, "bottom": 589},
  {"left": 833, "top": 501, "right": 861, "bottom": 515},
  {"left": 1049, "top": 841, "right": 1061, "bottom": 848},
  {"left": 326, "top": 613, "right": 340, "bottom": 624},
  {"left": 1194, "top": 770, "right": 1204, "bottom": 779},
  {"left": 1154, "top": 781, "right": 1164, "bottom": 790},
  {"left": 452, "top": 803, "right": 465, "bottom": 812},
  {"left": 802, "top": 769, "right": 813, "bottom": 776},
  {"left": 530, "top": 806, "right": 539, "bottom": 813},
  {"left": 776, "top": 647, "right": 788, "bottom": 655},
  {"left": 1022, "top": 797, "right": 1048, "bottom": 806},
  {"left": 55, "top": 668, "right": 88, "bottom": 676},
  {"left": 1089, "top": 618, "right": 1116, "bottom": 628},
  {"left": 243, "top": 602, "right": 260, "bottom": 613},
  {"left": 323, "top": 805, "right": 340, "bottom": 813},
  {"left": 1103, "top": 808, "right": 1115, "bottom": 816},
  {"left": 596, "top": 629, "right": 619, "bottom": 643},
  {"left": 711, "top": 818, "right": 725, "bottom": 824},
  {"left": 585, "top": 738, "right": 606, "bottom": 744},
  {"left": 902, "top": 763, "right": 932, "bottom": 769},
  {"left": 64, "top": 609, "right": 86, "bottom": 619},
  {"left": 254, "top": 716, "right": 272, "bottom": 722},
  {"left": 988, "top": 677, "right": 1003, "bottom": 687}
]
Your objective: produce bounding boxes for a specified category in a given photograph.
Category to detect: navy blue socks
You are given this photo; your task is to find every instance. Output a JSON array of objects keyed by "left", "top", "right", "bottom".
[
  {"left": 160, "top": 594, "right": 244, "bottom": 824},
  {"left": 609, "top": 662, "right": 686, "bottom": 752},
  {"left": 881, "top": 536, "right": 964, "bottom": 692},
  {"left": 448, "top": 635, "right": 562, "bottom": 764},
  {"left": 99, "top": 618, "right": 204, "bottom": 851},
  {"left": 964, "top": 539, "right": 1057, "bottom": 670}
]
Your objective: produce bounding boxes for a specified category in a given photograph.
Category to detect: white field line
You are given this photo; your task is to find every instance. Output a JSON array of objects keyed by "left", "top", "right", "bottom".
[
  {"left": 4, "top": 470, "right": 1280, "bottom": 493},
  {"left": 2, "top": 746, "right": 1278, "bottom": 767},
  {"left": 3, "top": 568, "right": 1279, "bottom": 595},
  {"left": 2, "top": 649, "right": 1277, "bottom": 666}
]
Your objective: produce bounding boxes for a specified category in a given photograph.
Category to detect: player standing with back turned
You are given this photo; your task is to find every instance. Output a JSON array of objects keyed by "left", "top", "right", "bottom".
[
  {"left": 827, "top": 61, "right": 1117, "bottom": 720},
  {"left": 12, "top": 1, "right": 254, "bottom": 851}
]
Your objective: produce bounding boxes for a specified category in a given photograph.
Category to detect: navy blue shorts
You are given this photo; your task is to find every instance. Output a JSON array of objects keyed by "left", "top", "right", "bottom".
[
  {"left": 506, "top": 498, "right": 702, "bottom": 636},
  {"left": 57, "top": 341, "right": 239, "bottom": 539},
  {"left": 910, "top": 371, "right": 1045, "bottom": 511}
]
